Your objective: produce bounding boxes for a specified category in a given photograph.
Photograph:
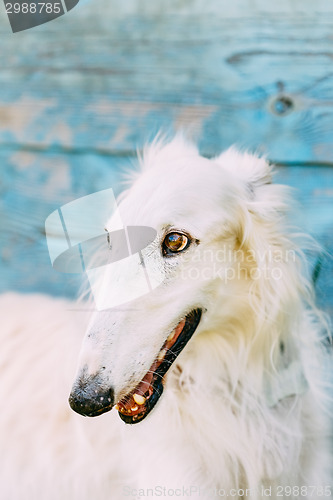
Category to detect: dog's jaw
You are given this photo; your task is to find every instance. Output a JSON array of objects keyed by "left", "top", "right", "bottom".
[{"left": 115, "top": 308, "right": 202, "bottom": 424}]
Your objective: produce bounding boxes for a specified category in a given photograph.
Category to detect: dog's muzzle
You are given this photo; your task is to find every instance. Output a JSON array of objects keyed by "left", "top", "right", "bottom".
[
  {"left": 68, "top": 309, "right": 202, "bottom": 424},
  {"left": 69, "top": 372, "right": 114, "bottom": 417}
]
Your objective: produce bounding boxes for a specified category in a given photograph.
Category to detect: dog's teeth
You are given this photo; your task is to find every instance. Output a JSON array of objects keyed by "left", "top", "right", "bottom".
[
  {"left": 167, "top": 330, "right": 176, "bottom": 342},
  {"left": 133, "top": 393, "right": 146, "bottom": 405},
  {"left": 158, "top": 349, "right": 167, "bottom": 362}
]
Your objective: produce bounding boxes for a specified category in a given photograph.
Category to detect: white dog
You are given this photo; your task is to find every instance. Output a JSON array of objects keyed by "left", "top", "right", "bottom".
[{"left": 0, "top": 136, "right": 332, "bottom": 500}]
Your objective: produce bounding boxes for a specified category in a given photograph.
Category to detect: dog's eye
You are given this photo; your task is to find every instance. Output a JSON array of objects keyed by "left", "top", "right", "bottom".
[{"left": 163, "top": 232, "right": 189, "bottom": 255}]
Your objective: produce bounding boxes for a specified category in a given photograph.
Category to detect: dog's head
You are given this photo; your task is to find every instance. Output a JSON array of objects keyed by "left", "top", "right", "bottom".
[{"left": 69, "top": 136, "right": 300, "bottom": 424}]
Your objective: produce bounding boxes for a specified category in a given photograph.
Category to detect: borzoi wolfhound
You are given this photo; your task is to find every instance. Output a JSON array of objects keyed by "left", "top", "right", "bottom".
[{"left": 0, "top": 136, "right": 332, "bottom": 499}]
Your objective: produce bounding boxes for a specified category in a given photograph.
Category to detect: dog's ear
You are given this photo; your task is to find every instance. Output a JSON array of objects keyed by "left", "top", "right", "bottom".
[
  {"left": 215, "top": 149, "right": 302, "bottom": 330},
  {"left": 214, "top": 147, "right": 272, "bottom": 191},
  {"left": 215, "top": 148, "right": 291, "bottom": 239}
]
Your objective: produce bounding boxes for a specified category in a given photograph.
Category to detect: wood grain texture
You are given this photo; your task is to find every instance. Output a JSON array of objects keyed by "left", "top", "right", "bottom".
[
  {"left": 0, "top": 148, "right": 127, "bottom": 297},
  {"left": 0, "top": 149, "right": 332, "bottom": 314},
  {"left": 0, "top": 1, "right": 333, "bottom": 161},
  {"left": 0, "top": 0, "right": 332, "bottom": 315},
  {"left": 275, "top": 166, "right": 333, "bottom": 316}
]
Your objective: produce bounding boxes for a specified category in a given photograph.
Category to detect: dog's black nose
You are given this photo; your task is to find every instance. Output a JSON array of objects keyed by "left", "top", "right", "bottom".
[{"left": 69, "top": 374, "right": 114, "bottom": 417}]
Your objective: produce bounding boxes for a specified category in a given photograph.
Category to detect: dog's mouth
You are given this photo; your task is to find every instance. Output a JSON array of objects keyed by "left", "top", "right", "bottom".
[{"left": 115, "top": 308, "right": 202, "bottom": 424}]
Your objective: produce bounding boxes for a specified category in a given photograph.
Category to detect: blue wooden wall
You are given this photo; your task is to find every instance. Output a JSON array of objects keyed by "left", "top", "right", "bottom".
[{"left": 0, "top": 0, "right": 332, "bottom": 316}]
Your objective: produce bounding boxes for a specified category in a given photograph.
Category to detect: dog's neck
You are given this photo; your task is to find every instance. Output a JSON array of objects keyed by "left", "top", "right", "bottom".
[{"left": 169, "top": 319, "right": 308, "bottom": 411}]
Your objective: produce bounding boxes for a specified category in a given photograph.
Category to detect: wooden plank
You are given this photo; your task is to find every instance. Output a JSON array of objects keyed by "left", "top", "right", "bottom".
[
  {"left": 0, "top": 149, "right": 332, "bottom": 314},
  {"left": 1, "top": 2, "right": 333, "bottom": 162},
  {"left": 275, "top": 166, "right": 333, "bottom": 317},
  {"left": 3, "top": 0, "right": 333, "bottom": 28},
  {"left": 0, "top": 0, "right": 332, "bottom": 311},
  {"left": 0, "top": 148, "right": 126, "bottom": 298}
]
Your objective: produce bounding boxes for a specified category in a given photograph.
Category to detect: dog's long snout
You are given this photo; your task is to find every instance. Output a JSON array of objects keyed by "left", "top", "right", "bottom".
[{"left": 69, "top": 372, "right": 114, "bottom": 417}]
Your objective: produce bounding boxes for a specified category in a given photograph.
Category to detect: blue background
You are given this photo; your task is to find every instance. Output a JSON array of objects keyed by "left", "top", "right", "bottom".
[{"left": 0, "top": 0, "right": 332, "bottom": 319}]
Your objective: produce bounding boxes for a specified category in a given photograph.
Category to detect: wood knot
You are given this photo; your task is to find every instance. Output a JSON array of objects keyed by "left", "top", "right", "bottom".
[{"left": 270, "top": 95, "right": 294, "bottom": 116}]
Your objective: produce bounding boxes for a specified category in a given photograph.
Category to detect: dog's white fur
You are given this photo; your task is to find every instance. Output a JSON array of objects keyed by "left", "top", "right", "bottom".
[{"left": 0, "top": 136, "right": 332, "bottom": 500}]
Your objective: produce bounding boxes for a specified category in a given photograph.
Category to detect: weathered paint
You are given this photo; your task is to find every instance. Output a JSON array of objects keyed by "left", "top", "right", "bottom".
[
  {"left": 1, "top": 2, "right": 333, "bottom": 161},
  {"left": 0, "top": 148, "right": 332, "bottom": 314},
  {"left": 0, "top": 0, "right": 332, "bottom": 317}
]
